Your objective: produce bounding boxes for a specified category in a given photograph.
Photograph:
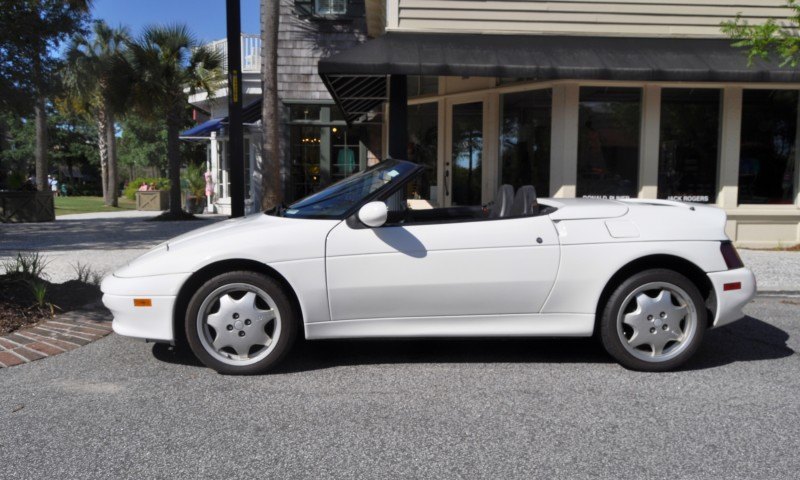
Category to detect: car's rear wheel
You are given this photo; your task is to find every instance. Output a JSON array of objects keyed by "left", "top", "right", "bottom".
[
  {"left": 185, "top": 271, "right": 296, "bottom": 375},
  {"left": 600, "top": 269, "right": 706, "bottom": 371}
]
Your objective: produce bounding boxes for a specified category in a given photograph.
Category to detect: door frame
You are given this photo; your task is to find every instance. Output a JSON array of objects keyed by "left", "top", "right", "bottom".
[{"left": 442, "top": 92, "right": 499, "bottom": 207}]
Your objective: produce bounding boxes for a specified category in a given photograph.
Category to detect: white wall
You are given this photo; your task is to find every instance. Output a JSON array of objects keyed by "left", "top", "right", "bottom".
[{"left": 390, "top": 0, "right": 794, "bottom": 37}]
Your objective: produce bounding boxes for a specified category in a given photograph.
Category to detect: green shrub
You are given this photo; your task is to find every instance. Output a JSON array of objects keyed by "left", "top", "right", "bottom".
[
  {"left": 184, "top": 163, "right": 206, "bottom": 198},
  {"left": 124, "top": 177, "right": 170, "bottom": 200}
]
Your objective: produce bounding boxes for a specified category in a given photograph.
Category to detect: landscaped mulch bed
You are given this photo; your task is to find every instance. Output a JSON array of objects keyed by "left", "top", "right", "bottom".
[
  {"left": 0, "top": 273, "right": 110, "bottom": 368},
  {"left": 0, "top": 273, "right": 102, "bottom": 335}
]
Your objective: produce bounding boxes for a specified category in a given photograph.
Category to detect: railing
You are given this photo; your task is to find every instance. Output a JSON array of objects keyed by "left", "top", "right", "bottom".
[{"left": 206, "top": 34, "right": 261, "bottom": 73}]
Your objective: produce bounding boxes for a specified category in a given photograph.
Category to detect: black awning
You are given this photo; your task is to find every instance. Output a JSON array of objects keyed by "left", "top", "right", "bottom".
[{"left": 319, "top": 32, "right": 800, "bottom": 123}]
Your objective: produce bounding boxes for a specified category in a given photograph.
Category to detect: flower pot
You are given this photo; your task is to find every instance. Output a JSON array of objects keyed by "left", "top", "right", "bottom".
[
  {"left": 136, "top": 190, "right": 168, "bottom": 211},
  {"left": 0, "top": 191, "right": 55, "bottom": 223}
]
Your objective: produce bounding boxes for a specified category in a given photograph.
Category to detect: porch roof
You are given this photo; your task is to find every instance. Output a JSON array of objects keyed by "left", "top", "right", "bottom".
[
  {"left": 180, "top": 100, "right": 264, "bottom": 140},
  {"left": 319, "top": 32, "right": 800, "bottom": 123}
]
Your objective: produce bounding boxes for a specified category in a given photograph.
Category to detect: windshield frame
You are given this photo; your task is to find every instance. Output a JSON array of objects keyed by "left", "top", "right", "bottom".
[{"left": 279, "top": 159, "right": 423, "bottom": 220}]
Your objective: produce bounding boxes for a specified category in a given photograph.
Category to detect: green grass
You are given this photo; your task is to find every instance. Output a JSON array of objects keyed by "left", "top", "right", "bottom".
[{"left": 54, "top": 196, "right": 136, "bottom": 216}]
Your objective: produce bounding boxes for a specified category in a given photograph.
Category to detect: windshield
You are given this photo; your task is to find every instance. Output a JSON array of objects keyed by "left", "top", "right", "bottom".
[{"left": 282, "top": 160, "right": 417, "bottom": 219}]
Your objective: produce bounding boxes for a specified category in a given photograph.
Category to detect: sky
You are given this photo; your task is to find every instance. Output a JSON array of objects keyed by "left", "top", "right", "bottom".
[{"left": 91, "top": 0, "right": 261, "bottom": 43}]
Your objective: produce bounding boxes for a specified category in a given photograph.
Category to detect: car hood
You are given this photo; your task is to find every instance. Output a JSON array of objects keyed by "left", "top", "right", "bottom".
[
  {"left": 164, "top": 213, "right": 265, "bottom": 249},
  {"left": 113, "top": 214, "right": 341, "bottom": 278}
]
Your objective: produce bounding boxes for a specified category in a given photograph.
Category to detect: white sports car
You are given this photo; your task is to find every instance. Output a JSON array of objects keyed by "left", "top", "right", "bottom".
[{"left": 102, "top": 159, "right": 756, "bottom": 374}]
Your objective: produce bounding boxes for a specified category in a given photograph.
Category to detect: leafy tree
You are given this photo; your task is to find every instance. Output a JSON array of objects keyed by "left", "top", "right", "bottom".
[
  {"left": 127, "top": 24, "right": 223, "bottom": 217},
  {"left": 0, "top": 106, "right": 98, "bottom": 192},
  {"left": 63, "top": 20, "right": 132, "bottom": 206},
  {"left": 722, "top": 1, "right": 800, "bottom": 66},
  {"left": 118, "top": 114, "right": 168, "bottom": 179},
  {"left": 0, "top": 0, "right": 92, "bottom": 191},
  {"left": 118, "top": 105, "right": 206, "bottom": 183}
]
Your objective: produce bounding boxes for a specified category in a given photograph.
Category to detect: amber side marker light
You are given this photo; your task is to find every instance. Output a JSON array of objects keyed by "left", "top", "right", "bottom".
[
  {"left": 133, "top": 299, "right": 152, "bottom": 307},
  {"left": 723, "top": 282, "right": 742, "bottom": 291}
]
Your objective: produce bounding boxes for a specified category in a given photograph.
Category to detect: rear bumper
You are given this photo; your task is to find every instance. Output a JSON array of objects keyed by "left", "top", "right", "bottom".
[
  {"left": 101, "top": 273, "right": 189, "bottom": 342},
  {"left": 708, "top": 268, "right": 757, "bottom": 328}
]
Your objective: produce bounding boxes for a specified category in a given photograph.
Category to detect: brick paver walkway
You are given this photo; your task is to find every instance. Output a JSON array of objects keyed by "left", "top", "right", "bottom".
[{"left": 0, "top": 306, "right": 111, "bottom": 368}]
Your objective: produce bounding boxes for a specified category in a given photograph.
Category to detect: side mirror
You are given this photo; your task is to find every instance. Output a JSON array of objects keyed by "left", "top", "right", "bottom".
[{"left": 358, "top": 201, "right": 388, "bottom": 228}]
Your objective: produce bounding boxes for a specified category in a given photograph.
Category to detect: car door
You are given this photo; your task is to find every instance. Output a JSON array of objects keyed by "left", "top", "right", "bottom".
[{"left": 324, "top": 214, "right": 560, "bottom": 322}]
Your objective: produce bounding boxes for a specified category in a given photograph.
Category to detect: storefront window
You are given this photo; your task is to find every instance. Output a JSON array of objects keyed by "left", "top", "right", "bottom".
[
  {"left": 290, "top": 104, "right": 322, "bottom": 122},
  {"left": 577, "top": 87, "right": 641, "bottom": 199},
  {"left": 658, "top": 89, "right": 721, "bottom": 203},
  {"left": 500, "top": 89, "right": 551, "bottom": 196},
  {"left": 407, "top": 103, "right": 439, "bottom": 205},
  {"left": 287, "top": 104, "right": 373, "bottom": 202},
  {"left": 738, "top": 90, "right": 798, "bottom": 205},
  {"left": 451, "top": 102, "right": 483, "bottom": 206},
  {"left": 331, "top": 126, "right": 361, "bottom": 181},
  {"left": 290, "top": 124, "right": 322, "bottom": 200}
]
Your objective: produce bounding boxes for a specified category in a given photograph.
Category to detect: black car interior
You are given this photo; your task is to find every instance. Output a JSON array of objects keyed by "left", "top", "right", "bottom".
[{"left": 377, "top": 183, "right": 553, "bottom": 227}]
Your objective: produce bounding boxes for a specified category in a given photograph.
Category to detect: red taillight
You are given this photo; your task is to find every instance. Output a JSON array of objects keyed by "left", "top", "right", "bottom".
[
  {"left": 720, "top": 241, "right": 744, "bottom": 270},
  {"left": 724, "top": 282, "right": 742, "bottom": 291}
]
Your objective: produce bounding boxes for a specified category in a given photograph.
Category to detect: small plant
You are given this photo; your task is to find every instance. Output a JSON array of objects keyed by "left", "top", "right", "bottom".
[
  {"left": 71, "top": 261, "right": 105, "bottom": 286},
  {"left": 72, "top": 261, "right": 92, "bottom": 283},
  {"left": 90, "top": 270, "right": 105, "bottom": 286},
  {"left": 28, "top": 280, "right": 48, "bottom": 308},
  {"left": 2, "top": 252, "right": 49, "bottom": 279}
]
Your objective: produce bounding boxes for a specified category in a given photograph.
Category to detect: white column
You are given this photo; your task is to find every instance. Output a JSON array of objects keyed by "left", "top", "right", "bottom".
[
  {"left": 221, "top": 140, "right": 230, "bottom": 200},
  {"left": 210, "top": 132, "right": 220, "bottom": 206},
  {"left": 638, "top": 85, "right": 661, "bottom": 199},
  {"left": 550, "top": 83, "right": 579, "bottom": 198},
  {"left": 386, "top": 0, "right": 400, "bottom": 30},
  {"left": 717, "top": 87, "right": 743, "bottom": 209}
]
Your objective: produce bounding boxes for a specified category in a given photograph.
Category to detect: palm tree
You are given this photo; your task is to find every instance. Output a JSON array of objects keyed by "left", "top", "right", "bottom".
[
  {"left": 260, "top": 0, "right": 281, "bottom": 210},
  {"left": 63, "top": 20, "right": 131, "bottom": 207},
  {"left": 127, "top": 24, "right": 222, "bottom": 217}
]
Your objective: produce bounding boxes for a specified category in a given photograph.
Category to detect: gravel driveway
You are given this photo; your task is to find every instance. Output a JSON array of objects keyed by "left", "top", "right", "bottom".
[{"left": 0, "top": 296, "right": 797, "bottom": 479}]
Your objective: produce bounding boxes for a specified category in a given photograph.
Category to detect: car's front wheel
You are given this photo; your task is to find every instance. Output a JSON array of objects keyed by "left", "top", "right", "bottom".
[
  {"left": 185, "top": 271, "right": 297, "bottom": 375},
  {"left": 600, "top": 269, "right": 706, "bottom": 371}
]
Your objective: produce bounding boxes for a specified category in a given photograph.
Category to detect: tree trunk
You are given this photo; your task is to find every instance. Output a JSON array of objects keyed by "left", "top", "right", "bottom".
[
  {"left": 106, "top": 106, "right": 118, "bottom": 207},
  {"left": 166, "top": 108, "right": 183, "bottom": 215},
  {"left": 96, "top": 108, "right": 109, "bottom": 204},
  {"left": 34, "top": 95, "right": 48, "bottom": 192},
  {"left": 260, "top": 0, "right": 282, "bottom": 210}
]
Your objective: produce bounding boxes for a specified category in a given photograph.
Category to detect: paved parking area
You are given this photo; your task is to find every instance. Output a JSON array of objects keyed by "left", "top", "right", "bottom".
[{"left": 0, "top": 296, "right": 797, "bottom": 479}]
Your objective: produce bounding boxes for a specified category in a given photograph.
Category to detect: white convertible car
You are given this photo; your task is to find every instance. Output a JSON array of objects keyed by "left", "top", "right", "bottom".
[{"left": 102, "top": 159, "right": 755, "bottom": 374}]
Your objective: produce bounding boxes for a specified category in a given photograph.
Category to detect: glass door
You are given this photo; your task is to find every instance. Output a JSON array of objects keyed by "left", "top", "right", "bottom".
[{"left": 446, "top": 100, "right": 484, "bottom": 207}]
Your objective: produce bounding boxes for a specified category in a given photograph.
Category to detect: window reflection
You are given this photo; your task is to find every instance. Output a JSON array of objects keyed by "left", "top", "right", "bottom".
[
  {"left": 407, "top": 103, "right": 439, "bottom": 205},
  {"left": 658, "top": 89, "right": 721, "bottom": 203},
  {"left": 451, "top": 102, "right": 483, "bottom": 206},
  {"left": 738, "top": 90, "right": 798, "bottom": 205},
  {"left": 500, "top": 89, "right": 551, "bottom": 196},
  {"left": 577, "top": 87, "right": 641, "bottom": 199}
]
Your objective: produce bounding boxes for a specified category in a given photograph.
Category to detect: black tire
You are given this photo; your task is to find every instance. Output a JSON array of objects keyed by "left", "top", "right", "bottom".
[
  {"left": 600, "top": 268, "right": 706, "bottom": 372},
  {"left": 185, "top": 271, "right": 297, "bottom": 375}
]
